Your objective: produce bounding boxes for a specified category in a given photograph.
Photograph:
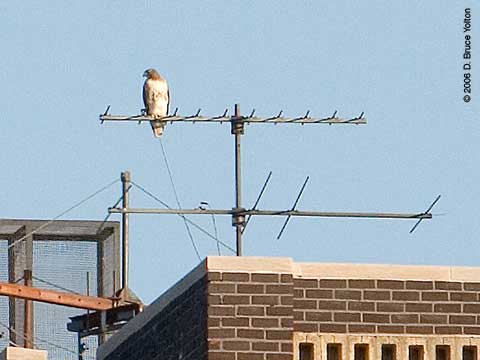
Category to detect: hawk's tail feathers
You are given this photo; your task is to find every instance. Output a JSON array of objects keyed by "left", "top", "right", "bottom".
[{"left": 150, "top": 121, "right": 165, "bottom": 138}]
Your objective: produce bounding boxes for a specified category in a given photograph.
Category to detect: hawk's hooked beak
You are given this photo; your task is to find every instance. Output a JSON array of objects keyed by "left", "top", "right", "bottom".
[{"left": 142, "top": 71, "right": 148, "bottom": 78}]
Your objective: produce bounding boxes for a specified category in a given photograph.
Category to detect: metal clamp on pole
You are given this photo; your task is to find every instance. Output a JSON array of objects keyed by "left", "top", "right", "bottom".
[
  {"left": 231, "top": 207, "right": 246, "bottom": 256},
  {"left": 231, "top": 208, "right": 246, "bottom": 227},
  {"left": 231, "top": 103, "right": 245, "bottom": 135}
]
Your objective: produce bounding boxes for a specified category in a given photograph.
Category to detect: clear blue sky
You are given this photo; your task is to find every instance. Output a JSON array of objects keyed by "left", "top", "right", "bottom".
[{"left": 0, "top": 1, "right": 478, "bottom": 304}]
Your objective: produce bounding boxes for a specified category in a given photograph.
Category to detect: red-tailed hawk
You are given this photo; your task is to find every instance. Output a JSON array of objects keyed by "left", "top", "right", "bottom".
[{"left": 142, "top": 69, "right": 170, "bottom": 137}]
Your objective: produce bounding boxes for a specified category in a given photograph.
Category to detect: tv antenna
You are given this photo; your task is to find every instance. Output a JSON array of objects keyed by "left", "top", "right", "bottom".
[{"left": 100, "top": 104, "right": 439, "bottom": 259}]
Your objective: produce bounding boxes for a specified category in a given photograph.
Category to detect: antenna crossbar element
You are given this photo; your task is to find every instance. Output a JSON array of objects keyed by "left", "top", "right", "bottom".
[
  {"left": 277, "top": 176, "right": 310, "bottom": 240},
  {"left": 409, "top": 194, "right": 441, "bottom": 233},
  {"left": 242, "top": 171, "right": 273, "bottom": 234},
  {"left": 109, "top": 207, "right": 432, "bottom": 219}
]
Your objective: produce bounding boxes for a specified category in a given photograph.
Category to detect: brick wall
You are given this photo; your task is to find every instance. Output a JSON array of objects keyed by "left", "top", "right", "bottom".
[
  {"left": 207, "top": 271, "right": 294, "bottom": 360},
  {"left": 293, "top": 278, "right": 480, "bottom": 336},
  {"left": 100, "top": 275, "right": 208, "bottom": 360},
  {"left": 98, "top": 257, "right": 480, "bottom": 360}
]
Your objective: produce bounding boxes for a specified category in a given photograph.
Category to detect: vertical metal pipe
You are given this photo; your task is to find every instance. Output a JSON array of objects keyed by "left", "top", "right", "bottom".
[
  {"left": 7, "top": 228, "right": 22, "bottom": 346},
  {"left": 235, "top": 130, "right": 242, "bottom": 256},
  {"left": 24, "top": 224, "right": 34, "bottom": 349},
  {"left": 232, "top": 104, "right": 244, "bottom": 256},
  {"left": 23, "top": 269, "right": 33, "bottom": 349},
  {"left": 78, "top": 333, "right": 83, "bottom": 360},
  {"left": 86, "top": 272, "right": 90, "bottom": 340},
  {"left": 121, "top": 171, "right": 131, "bottom": 289}
]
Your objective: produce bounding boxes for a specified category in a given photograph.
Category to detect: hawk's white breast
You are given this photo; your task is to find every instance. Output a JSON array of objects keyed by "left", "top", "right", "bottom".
[{"left": 145, "top": 78, "right": 169, "bottom": 118}]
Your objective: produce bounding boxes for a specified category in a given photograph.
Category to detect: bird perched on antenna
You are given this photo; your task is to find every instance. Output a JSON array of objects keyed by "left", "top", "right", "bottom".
[{"left": 142, "top": 68, "right": 170, "bottom": 137}]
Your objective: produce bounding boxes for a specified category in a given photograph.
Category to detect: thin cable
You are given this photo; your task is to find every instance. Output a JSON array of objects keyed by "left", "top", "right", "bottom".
[
  {"left": 131, "top": 181, "right": 169, "bottom": 208},
  {"left": 131, "top": 181, "right": 235, "bottom": 253},
  {"left": 200, "top": 202, "right": 220, "bottom": 255},
  {"left": 32, "top": 275, "right": 82, "bottom": 295},
  {"left": 132, "top": 181, "right": 234, "bottom": 253},
  {"left": 8, "top": 178, "right": 120, "bottom": 250},
  {"left": 96, "top": 187, "right": 131, "bottom": 235},
  {"left": 159, "top": 139, "right": 201, "bottom": 260},
  {"left": 212, "top": 214, "right": 219, "bottom": 255},
  {"left": 0, "top": 320, "right": 35, "bottom": 348}
]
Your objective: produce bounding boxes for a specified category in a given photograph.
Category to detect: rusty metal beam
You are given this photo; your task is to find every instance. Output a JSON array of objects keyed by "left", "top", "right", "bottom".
[{"left": 0, "top": 282, "right": 115, "bottom": 311}]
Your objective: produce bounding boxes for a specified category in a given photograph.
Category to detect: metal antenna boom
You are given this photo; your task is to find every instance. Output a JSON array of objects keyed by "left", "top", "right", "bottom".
[{"left": 108, "top": 207, "right": 433, "bottom": 219}]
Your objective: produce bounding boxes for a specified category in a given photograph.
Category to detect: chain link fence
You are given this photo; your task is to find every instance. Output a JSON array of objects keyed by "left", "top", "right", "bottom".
[{"left": 0, "top": 220, "right": 120, "bottom": 360}]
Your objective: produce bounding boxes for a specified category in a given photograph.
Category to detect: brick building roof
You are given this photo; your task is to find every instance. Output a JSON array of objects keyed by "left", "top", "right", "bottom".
[{"left": 98, "top": 257, "right": 480, "bottom": 360}]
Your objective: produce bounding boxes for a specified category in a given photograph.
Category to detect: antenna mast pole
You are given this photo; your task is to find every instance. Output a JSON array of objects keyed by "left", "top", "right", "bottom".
[
  {"left": 121, "top": 171, "right": 130, "bottom": 289},
  {"left": 232, "top": 104, "right": 245, "bottom": 256}
]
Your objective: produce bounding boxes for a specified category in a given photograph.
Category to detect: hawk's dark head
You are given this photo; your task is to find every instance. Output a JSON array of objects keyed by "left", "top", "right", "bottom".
[{"left": 143, "top": 68, "right": 161, "bottom": 80}]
